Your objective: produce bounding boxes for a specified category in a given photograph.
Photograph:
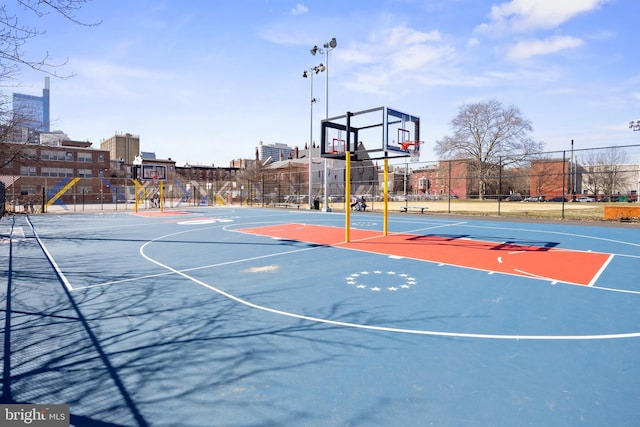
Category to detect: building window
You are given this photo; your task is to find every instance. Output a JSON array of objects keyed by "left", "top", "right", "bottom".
[
  {"left": 98, "top": 153, "right": 105, "bottom": 162},
  {"left": 23, "top": 149, "right": 37, "bottom": 160},
  {"left": 78, "top": 169, "right": 93, "bottom": 178},
  {"left": 41, "top": 167, "right": 74, "bottom": 177},
  {"left": 41, "top": 150, "right": 77, "bottom": 161},
  {"left": 20, "top": 166, "right": 37, "bottom": 176},
  {"left": 78, "top": 152, "right": 93, "bottom": 163}
]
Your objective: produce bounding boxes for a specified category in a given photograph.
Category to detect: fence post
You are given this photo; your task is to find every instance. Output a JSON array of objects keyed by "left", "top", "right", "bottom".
[
  {"left": 562, "top": 150, "right": 566, "bottom": 220},
  {"left": 498, "top": 156, "right": 502, "bottom": 216}
]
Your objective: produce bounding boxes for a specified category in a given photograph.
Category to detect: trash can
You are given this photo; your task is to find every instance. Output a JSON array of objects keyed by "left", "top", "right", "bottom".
[{"left": 313, "top": 199, "right": 320, "bottom": 210}]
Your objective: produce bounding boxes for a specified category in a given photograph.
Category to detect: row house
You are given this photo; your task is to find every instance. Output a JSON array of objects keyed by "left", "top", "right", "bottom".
[
  {"left": 175, "top": 164, "right": 240, "bottom": 182},
  {"left": 411, "top": 160, "right": 470, "bottom": 199}
]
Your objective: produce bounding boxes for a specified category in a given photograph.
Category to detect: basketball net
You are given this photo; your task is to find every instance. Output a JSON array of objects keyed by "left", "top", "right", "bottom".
[{"left": 399, "top": 141, "right": 422, "bottom": 162}]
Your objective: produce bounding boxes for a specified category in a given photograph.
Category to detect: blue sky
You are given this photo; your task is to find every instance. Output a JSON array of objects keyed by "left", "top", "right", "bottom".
[{"left": 12, "top": 0, "right": 640, "bottom": 166}]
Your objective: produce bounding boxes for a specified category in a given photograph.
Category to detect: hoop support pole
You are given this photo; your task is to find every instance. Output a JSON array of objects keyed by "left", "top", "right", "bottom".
[
  {"left": 345, "top": 151, "right": 351, "bottom": 242},
  {"left": 383, "top": 157, "right": 389, "bottom": 236}
]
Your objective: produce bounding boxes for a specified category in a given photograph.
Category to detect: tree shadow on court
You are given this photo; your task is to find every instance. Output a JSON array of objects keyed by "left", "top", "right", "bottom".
[{"left": 1, "top": 240, "right": 442, "bottom": 426}]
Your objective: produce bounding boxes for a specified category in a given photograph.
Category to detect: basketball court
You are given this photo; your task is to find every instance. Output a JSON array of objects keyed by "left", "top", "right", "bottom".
[
  {"left": 2, "top": 206, "right": 640, "bottom": 426},
  {"left": 2, "top": 106, "right": 640, "bottom": 425}
]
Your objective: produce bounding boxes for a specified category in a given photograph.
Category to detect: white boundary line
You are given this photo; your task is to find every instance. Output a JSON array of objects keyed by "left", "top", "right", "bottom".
[
  {"left": 26, "top": 216, "right": 74, "bottom": 291},
  {"left": 138, "top": 223, "right": 640, "bottom": 341},
  {"left": 588, "top": 253, "right": 615, "bottom": 287}
]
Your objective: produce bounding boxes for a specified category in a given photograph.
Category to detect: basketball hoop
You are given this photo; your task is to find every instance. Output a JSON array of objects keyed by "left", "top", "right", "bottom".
[{"left": 400, "top": 141, "right": 422, "bottom": 162}]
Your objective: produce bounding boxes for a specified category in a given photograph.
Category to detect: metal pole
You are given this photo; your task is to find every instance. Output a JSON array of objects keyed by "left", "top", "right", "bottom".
[
  {"left": 637, "top": 165, "right": 640, "bottom": 203},
  {"left": 345, "top": 151, "right": 351, "bottom": 242},
  {"left": 562, "top": 150, "right": 566, "bottom": 219},
  {"left": 404, "top": 159, "right": 408, "bottom": 210},
  {"left": 498, "top": 156, "right": 502, "bottom": 216},
  {"left": 322, "top": 43, "right": 333, "bottom": 212},
  {"left": 324, "top": 48, "right": 329, "bottom": 121},
  {"left": 384, "top": 158, "right": 389, "bottom": 236},
  {"left": 448, "top": 160, "right": 452, "bottom": 213},
  {"left": 308, "top": 70, "right": 314, "bottom": 209},
  {"left": 570, "top": 139, "right": 573, "bottom": 198}
]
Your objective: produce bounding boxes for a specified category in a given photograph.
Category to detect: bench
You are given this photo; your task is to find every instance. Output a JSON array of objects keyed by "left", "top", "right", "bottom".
[
  {"left": 272, "top": 203, "right": 301, "bottom": 209},
  {"left": 399, "top": 206, "right": 428, "bottom": 213}
]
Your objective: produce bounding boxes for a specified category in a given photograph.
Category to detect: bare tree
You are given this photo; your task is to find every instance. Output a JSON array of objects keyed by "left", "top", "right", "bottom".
[
  {"left": 435, "top": 99, "right": 544, "bottom": 199},
  {"left": 0, "top": 1, "right": 98, "bottom": 167},
  {"left": 0, "top": 0, "right": 99, "bottom": 80},
  {"left": 581, "top": 146, "right": 630, "bottom": 198}
]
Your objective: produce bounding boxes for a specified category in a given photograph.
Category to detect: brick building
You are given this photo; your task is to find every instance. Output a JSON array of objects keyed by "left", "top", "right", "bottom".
[{"left": 0, "top": 140, "right": 111, "bottom": 203}]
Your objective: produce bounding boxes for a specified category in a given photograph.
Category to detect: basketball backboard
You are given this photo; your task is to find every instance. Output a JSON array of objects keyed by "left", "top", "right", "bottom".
[
  {"left": 320, "top": 106, "right": 420, "bottom": 161},
  {"left": 385, "top": 107, "right": 420, "bottom": 154},
  {"left": 320, "top": 119, "right": 356, "bottom": 160},
  {"left": 141, "top": 164, "right": 167, "bottom": 181}
]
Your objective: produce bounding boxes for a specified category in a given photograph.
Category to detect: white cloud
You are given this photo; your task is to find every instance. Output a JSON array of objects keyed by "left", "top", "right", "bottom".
[
  {"left": 477, "top": 0, "right": 610, "bottom": 34},
  {"left": 338, "top": 26, "right": 457, "bottom": 93},
  {"left": 506, "top": 35, "right": 584, "bottom": 60},
  {"left": 386, "top": 27, "right": 442, "bottom": 46},
  {"left": 291, "top": 3, "right": 308, "bottom": 16},
  {"left": 341, "top": 26, "right": 451, "bottom": 69}
]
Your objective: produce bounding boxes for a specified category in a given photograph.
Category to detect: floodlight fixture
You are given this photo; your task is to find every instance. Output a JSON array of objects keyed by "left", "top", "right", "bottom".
[{"left": 325, "top": 37, "right": 337, "bottom": 49}]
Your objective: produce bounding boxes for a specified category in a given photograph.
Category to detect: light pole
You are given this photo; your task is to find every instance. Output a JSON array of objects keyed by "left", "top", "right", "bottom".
[
  {"left": 311, "top": 38, "right": 337, "bottom": 211},
  {"left": 303, "top": 63, "right": 325, "bottom": 209}
]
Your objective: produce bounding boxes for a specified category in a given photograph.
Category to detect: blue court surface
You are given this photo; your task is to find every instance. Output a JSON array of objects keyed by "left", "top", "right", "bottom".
[{"left": 1, "top": 208, "right": 640, "bottom": 426}]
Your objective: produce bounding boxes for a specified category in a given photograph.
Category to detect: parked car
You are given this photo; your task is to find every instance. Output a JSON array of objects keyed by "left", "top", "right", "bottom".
[
  {"left": 547, "top": 197, "right": 568, "bottom": 202},
  {"left": 523, "top": 195, "right": 545, "bottom": 202},
  {"left": 598, "top": 196, "right": 619, "bottom": 202},
  {"left": 577, "top": 196, "right": 596, "bottom": 202},
  {"left": 504, "top": 195, "right": 522, "bottom": 202}
]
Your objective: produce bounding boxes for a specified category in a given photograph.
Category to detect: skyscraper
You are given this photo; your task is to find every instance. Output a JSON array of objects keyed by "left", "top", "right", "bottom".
[{"left": 12, "top": 76, "right": 50, "bottom": 132}]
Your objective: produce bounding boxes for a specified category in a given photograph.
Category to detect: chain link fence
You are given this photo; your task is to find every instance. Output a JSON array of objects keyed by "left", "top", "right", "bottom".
[{"left": 2, "top": 144, "right": 639, "bottom": 220}]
